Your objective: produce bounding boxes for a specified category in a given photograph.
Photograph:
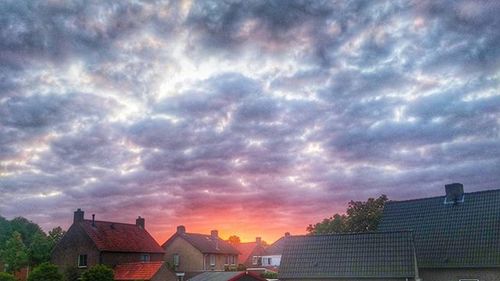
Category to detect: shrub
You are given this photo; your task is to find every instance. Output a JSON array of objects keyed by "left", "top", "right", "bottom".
[
  {"left": 0, "top": 272, "right": 16, "bottom": 281},
  {"left": 80, "top": 264, "right": 113, "bottom": 281},
  {"left": 28, "top": 262, "right": 63, "bottom": 281},
  {"left": 64, "top": 266, "right": 81, "bottom": 281},
  {"left": 261, "top": 271, "right": 278, "bottom": 279}
]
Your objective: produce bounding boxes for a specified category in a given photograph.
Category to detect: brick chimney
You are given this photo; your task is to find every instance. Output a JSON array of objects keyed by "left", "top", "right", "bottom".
[
  {"left": 256, "top": 237, "right": 262, "bottom": 245},
  {"left": 211, "top": 230, "right": 218, "bottom": 239},
  {"left": 136, "top": 216, "right": 145, "bottom": 229},
  {"left": 445, "top": 183, "right": 464, "bottom": 203},
  {"left": 74, "top": 208, "right": 84, "bottom": 223},
  {"left": 177, "top": 225, "right": 186, "bottom": 234},
  {"left": 285, "top": 232, "right": 290, "bottom": 238}
]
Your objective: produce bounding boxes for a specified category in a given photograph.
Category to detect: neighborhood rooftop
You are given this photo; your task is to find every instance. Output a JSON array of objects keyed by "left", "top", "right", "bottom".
[
  {"left": 278, "top": 231, "right": 418, "bottom": 279},
  {"left": 378, "top": 184, "right": 500, "bottom": 268}
]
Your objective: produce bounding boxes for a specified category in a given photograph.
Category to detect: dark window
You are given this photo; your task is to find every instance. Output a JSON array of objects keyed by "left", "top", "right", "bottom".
[
  {"left": 140, "top": 254, "right": 150, "bottom": 261},
  {"left": 78, "top": 254, "right": 87, "bottom": 268},
  {"left": 173, "top": 254, "right": 180, "bottom": 266}
]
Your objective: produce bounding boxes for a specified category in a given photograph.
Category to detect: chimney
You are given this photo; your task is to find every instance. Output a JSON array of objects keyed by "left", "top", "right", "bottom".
[
  {"left": 177, "top": 225, "right": 186, "bottom": 234},
  {"left": 74, "top": 208, "right": 84, "bottom": 223},
  {"left": 136, "top": 216, "right": 145, "bottom": 229},
  {"left": 445, "top": 183, "right": 464, "bottom": 203},
  {"left": 211, "top": 230, "right": 219, "bottom": 250},
  {"left": 92, "top": 214, "right": 95, "bottom": 226},
  {"left": 285, "top": 232, "right": 290, "bottom": 238},
  {"left": 256, "top": 237, "right": 262, "bottom": 245}
]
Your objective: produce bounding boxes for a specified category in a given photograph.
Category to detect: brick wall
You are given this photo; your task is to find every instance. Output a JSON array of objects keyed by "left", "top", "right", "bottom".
[
  {"left": 420, "top": 268, "right": 500, "bottom": 281},
  {"left": 51, "top": 224, "right": 100, "bottom": 272},
  {"left": 101, "top": 252, "right": 164, "bottom": 267},
  {"left": 164, "top": 236, "right": 204, "bottom": 272}
]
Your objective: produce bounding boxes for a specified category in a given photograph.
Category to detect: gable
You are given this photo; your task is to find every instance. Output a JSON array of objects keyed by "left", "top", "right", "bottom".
[
  {"left": 164, "top": 233, "right": 239, "bottom": 255},
  {"left": 378, "top": 189, "right": 500, "bottom": 268}
]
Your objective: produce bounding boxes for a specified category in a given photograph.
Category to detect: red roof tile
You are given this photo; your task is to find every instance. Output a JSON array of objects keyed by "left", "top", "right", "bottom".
[
  {"left": 79, "top": 220, "right": 164, "bottom": 253},
  {"left": 114, "top": 262, "right": 163, "bottom": 280}
]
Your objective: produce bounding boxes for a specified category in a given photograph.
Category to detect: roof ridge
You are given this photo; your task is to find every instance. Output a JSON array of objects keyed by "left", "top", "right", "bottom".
[
  {"left": 387, "top": 187, "right": 500, "bottom": 204},
  {"left": 289, "top": 230, "right": 413, "bottom": 238},
  {"left": 82, "top": 219, "right": 138, "bottom": 227}
]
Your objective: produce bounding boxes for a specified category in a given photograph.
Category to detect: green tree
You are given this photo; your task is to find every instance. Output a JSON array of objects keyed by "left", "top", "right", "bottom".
[
  {"left": 307, "top": 195, "right": 389, "bottom": 234},
  {"left": 63, "top": 266, "right": 81, "bottom": 281},
  {"left": 227, "top": 235, "right": 240, "bottom": 245},
  {"left": 80, "top": 265, "right": 114, "bottom": 281},
  {"left": 28, "top": 232, "right": 52, "bottom": 265},
  {"left": 0, "top": 216, "right": 13, "bottom": 247},
  {"left": 1, "top": 231, "right": 28, "bottom": 273},
  {"left": 10, "top": 217, "right": 44, "bottom": 247},
  {"left": 48, "top": 227, "right": 66, "bottom": 248},
  {"left": 0, "top": 272, "right": 16, "bottom": 281},
  {"left": 27, "top": 263, "right": 62, "bottom": 281}
]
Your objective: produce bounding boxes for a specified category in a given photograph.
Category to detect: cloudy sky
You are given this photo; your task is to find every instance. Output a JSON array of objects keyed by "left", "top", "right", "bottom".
[{"left": 1, "top": 0, "right": 499, "bottom": 243}]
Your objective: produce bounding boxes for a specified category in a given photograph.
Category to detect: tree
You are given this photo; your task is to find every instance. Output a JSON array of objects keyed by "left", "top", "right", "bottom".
[
  {"left": 27, "top": 263, "right": 62, "bottom": 281},
  {"left": 28, "top": 232, "right": 52, "bottom": 266},
  {"left": 63, "top": 266, "right": 81, "bottom": 281},
  {"left": 48, "top": 227, "right": 66, "bottom": 248},
  {"left": 1, "top": 231, "right": 28, "bottom": 273},
  {"left": 307, "top": 195, "right": 389, "bottom": 234},
  {"left": 0, "top": 216, "right": 13, "bottom": 247},
  {"left": 0, "top": 272, "right": 16, "bottom": 281},
  {"left": 80, "top": 265, "right": 114, "bottom": 281},
  {"left": 9, "top": 217, "right": 44, "bottom": 247},
  {"left": 227, "top": 235, "right": 240, "bottom": 245}
]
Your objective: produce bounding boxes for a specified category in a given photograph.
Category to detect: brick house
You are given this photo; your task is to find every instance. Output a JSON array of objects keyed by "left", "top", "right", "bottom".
[
  {"left": 162, "top": 226, "right": 239, "bottom": 278},
  {"left": 378, "top": 183, "right": 500, "bottom": 281},
  {"left": 278, "top": 231, "right": 420, "bottom": 281},
  {"left": 232, "top": 237, "right": 267, "bottom": 268},
  {"left": 51, "top": 209, "right": 174, "bottom": 281}
]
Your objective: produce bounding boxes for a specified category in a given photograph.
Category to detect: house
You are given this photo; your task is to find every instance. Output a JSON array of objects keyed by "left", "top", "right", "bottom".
[
  {"left": 162, "top": 226, "right": 240, "bottom": 278},
  {"left": 259, "top": 232, "right": 290, "bottom": 268},
  {"left": 232, "top": 237, "right": 267, "bottom": 268},
  {"left": 51, "top": 209, "right": 174, "bottom": 281},
  {"left": 188, "top": 271, "right": 266, "bottom": 281},
  {"left": 378, "top": 183, "right": 500, "bottom": 281},
  {"left": 278, "top": 231, "right": 420, "bottom": 281}
]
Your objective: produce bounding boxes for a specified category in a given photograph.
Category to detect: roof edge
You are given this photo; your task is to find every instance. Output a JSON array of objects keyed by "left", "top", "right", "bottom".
[{"left": 386, "top": 188, "right": 500, "bottom": 205}]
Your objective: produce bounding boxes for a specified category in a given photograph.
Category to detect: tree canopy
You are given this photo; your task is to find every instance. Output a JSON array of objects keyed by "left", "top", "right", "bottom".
[
  {"left": 227, "top": 235, "right": 241, "bottom": 245},
  {"left": 27, "top": 263, "right": 63, "bottom": 281},
  {"left": 0, "top": 272, "right": 16, "bottom": 281},
  {"left": 80, "top": 265, "right": 114, "bottom": 281},
  {"left": 307, "top": 195, "right": 389, "bottom": 234},
  {"left": 0, "top": 216, "right": 65, "bottom": 272}
]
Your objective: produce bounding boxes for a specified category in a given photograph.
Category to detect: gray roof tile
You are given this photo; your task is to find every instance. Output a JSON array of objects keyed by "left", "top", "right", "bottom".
[
  {"left": 278, "top": 231, "right": 416, "bottom": 279},
  {"left": 378, "top": 189, "right": 500, "bottom": 268}
]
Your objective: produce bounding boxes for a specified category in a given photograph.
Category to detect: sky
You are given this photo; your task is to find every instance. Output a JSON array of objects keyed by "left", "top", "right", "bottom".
[{"left": 1, "top": 0, "right": 500, "bottom": 244}]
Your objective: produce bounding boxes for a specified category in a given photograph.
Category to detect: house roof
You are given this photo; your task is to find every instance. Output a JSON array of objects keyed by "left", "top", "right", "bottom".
[
  {"left": 79, "top": 220, "right": 164, "bottom": 253},
  {"left": 278, "top": 231, "right": 417, "bottom": 279},
  {"left": 265, "top": 236, "right": 287, "bottom": 255},
  {"left": 163, "top": 232, "right": 239, "bottom": 255},
  {"left": 114, "top": 262, "right": 164, "bottom": 280},
  {"left": 188, "top": 271, "right": 266, "bottom": 281},
  {"left": 378, "top": 188, "right": 500, "bottom": 268},
  {"left": 233, "top": 242, "right": 267, "bottom": 264}
]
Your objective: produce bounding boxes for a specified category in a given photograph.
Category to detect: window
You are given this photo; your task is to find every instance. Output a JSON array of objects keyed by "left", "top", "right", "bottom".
[
  {"left": 252, "top": 256, "right": 258, "bottom": 265},
  {"left": 267, "top": 257, "right": 272, "bottom": 265},
  {"left": 173, "top": 254, "right": 180, "bottom": 267},
  {"left": 140, "top": 254, "right": 150, "bottom": 261},
  {"left": 225, "top": 255, "right": 236, "bottom": 265},
  {"left": 78, "top": 254, "right": 87, "bottom": 268},
  {"left": 209, "top": 254, "right": 215, "bottom": 266}
]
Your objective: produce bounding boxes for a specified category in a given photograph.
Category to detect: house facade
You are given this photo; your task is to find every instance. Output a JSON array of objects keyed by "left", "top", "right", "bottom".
[
  {"left": 162, "top": 226, "right": 239, "bottom": 278},
  {"left": 378, "top": 183, "right": 500, "bottom": 281},
  {"left": 51, "top": 209, "right": 173, "bottom": 281},
  {"left": 259, "top": 232, "right": 290, "bottom": 268},
  {"left": 278, "top": 231, "right": 420, "bottom": 281}
]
